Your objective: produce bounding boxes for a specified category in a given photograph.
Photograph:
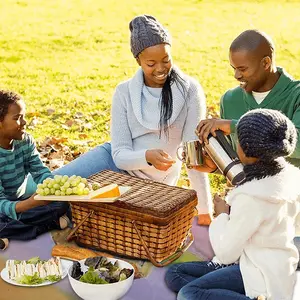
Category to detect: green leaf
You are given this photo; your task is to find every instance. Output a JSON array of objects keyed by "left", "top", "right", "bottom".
[{"left": 16, "top": 273, "right": 44, "bottom": 285}]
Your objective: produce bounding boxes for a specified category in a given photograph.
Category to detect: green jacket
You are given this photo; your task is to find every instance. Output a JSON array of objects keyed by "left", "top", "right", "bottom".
[{"left": 221, "top": 67, "right": 300, "bottom": 167}]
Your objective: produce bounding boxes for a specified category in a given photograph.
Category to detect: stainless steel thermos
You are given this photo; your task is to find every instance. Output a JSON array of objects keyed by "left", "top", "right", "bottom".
[{"left": 204, "top": 131, "right": 245, "bottom": 185}]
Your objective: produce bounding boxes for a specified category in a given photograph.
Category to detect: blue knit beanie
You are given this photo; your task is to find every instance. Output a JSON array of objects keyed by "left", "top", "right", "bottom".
[
  {"left": 129, "top": 15, "right": 171, "bottom": 58},
  {"left": 237, "top": 109, "right": 297, "bottom": 160}
]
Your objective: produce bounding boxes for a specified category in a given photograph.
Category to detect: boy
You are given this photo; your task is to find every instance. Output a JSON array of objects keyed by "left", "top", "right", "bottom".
[{"left": 0, "top": 90, "right": 70, "bottom": 245}]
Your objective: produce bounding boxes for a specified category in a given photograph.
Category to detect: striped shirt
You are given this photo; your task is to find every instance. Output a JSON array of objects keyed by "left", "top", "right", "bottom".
[{"left": 0, "top": 133, "right": 52, "bottom": 219}]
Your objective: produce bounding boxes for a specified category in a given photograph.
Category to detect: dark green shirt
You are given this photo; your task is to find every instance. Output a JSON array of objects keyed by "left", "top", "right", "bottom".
[{"left": 220, "top": 67, "right": 300, "bottom": 167}]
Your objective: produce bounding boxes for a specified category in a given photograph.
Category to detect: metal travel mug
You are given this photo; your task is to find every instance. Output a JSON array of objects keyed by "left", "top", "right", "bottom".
[{"left": 177, "top": 140, "right": 203, "bottom": 168}]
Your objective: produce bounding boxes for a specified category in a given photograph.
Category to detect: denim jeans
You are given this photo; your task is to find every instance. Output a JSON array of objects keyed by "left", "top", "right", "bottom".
[
  {"left": 0, "top": 201, "right": 69, "bottom": 240},
  {"left": 165, "top": 261, "right": 253, "bottom": 300},
  {"left": 54, "top": 142, "right": 126, "bottom": 177}
]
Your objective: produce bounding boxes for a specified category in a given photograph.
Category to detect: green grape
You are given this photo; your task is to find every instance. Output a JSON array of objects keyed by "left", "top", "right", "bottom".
[
  {"left": 53, "top": 183, "right": 60, "bottom": 190},
  {"left": 37, "top": 184, "right": 43, "bottom": 189},
  {"left": 77, "top": 189, "right": 84, "bottom": 195},
  {"left": 50, "top": 188, "right": 55, "bottom": 195},
  {"left": 80, "top": 178, "right": 88, "bottom": 185},
  {"left": 71, "top": 180, "right": 78, "bottom": 187},
  {"left": 63, "top": 182, "right": 70, "bottom": 188},
  {"left": 69, "top": 175, "right": 77, "bottom": 181},
  {"left": 36, "top": 188, "right": 44, "bottom": 195},
  {"left": 60, "top": 191, "right": 66, "bottom": 196},
  {"left": 92, "top": 182, "right": 101, "bottom": 191},
  {"left": 44, "top": 188, "right": 50, "bottom": 195},
  {"left": 72, "top": 187, "right": 78, "bottom": 194},
  {"left": 54, "top": 175, "right": 62, "bottom": 183},
  {"left": 62, "top": 175, "right": 69, "bottom": 183},
  {"left": 78, "top": 182, "right": 85, "bottom": 190},
  {"left": 48, "top": 182, "right": 53, "bottom": 188},
  {"left": 43, "top": 178, "right": 51, "bottom": 185},
  {"left": 83, "top": 188, "right": 90, "bottom": 195},
  {"left": 41, "top": 183, "right": 48, "bottom": 189},
  {"left": 66, "top": 188, "right": 73, "bottom": 195},
  {"left": 55, "top": 190, "right": 61, "bottom": 196},
  {"left": 60, "top": 186, "right": 66, "bottom": 192}
]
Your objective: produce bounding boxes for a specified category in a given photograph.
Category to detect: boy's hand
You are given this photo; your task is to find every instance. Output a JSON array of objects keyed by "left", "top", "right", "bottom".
[
  {"left": 15, "top": 194, "right": 51, "bottom": 213},
  {"left": 146, "top": 149, "right": 176, "bottom": 171},
  {"left": 213, "top": 194, "right": 230, "bottom": 216}
]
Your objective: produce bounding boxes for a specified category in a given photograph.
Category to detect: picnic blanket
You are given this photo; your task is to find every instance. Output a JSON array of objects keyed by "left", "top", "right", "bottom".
[{"left": 0, "top": 217, "right": 299, "bottom": 300}]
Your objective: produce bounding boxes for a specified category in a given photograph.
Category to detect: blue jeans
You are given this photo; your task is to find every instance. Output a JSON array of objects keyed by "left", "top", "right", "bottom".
[
  {"left": 0, "top": 201, "right": 69, "bottom": 240},
  {"left": 54, "top": 142, "right": 126, "bottom": 177},
  {"left": 165, "top": 261, "right": 253, "bottom": 300}
]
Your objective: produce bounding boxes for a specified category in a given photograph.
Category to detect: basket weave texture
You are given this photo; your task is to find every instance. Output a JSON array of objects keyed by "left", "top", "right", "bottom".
[{"left": 70, "top": 170, "right": 197, "bottom": 263}]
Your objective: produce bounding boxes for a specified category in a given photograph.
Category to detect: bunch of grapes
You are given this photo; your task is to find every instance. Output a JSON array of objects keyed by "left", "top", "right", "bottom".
[{"left": 36, "top": 175, "right": 90, "bottom": 196}]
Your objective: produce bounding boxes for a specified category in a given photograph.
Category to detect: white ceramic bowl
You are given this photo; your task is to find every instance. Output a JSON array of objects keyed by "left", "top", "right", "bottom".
[{"left": 68, "top": 257, "right": 134, "bottom": 300}]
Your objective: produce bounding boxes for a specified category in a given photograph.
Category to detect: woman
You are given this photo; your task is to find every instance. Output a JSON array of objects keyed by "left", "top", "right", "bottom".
[{"left": 54, "top": 15, "right": 212, "bottom": 224}]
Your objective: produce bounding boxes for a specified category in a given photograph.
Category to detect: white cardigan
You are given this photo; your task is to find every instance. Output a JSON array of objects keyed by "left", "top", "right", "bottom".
[
  {"left": 209, "top": 163, "right": 300, "bottom": 300},
  {"left": 110, "top": 67, "right": 212, "bottom": 214}
]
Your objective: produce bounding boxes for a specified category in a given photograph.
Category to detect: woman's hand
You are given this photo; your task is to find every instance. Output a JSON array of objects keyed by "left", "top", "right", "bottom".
[
  {"left": 196, "top": 118, "right": 232, "bottom": 145},
  {"left": 213, "top": 194, "right": 230, "bottom": 217},
  {"left": 146, "top": 149, "right": 176, "bottom": 171}
]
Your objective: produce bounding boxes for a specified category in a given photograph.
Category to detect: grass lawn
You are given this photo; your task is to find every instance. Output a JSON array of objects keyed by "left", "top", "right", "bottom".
[{"left": 0, "top": 0, "right": 300, "bottom": 191}]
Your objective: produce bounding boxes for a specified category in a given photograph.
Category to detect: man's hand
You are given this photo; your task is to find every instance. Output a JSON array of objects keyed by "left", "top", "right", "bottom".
[
  {"left": 196, "top": 118, "right": 232, "bottom": 145},
  {"left": 146, "top": 149, "right": 176, "bottom": 171},
  {"left": 213, "top": 194, "right": 230, "bottom": 217}
]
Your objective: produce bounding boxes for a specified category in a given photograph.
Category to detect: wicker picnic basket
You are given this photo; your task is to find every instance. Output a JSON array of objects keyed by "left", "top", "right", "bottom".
[{"left": 67, "top": 170, "right": 197, "bottom": 267}]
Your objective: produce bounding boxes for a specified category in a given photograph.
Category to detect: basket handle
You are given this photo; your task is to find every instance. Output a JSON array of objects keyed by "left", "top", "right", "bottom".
[
  {"left": 66, "top": 210, "right": 94, "bottom": 242},
  {"left": 132, "top": 221, "right": 194, "bottom": 267}
]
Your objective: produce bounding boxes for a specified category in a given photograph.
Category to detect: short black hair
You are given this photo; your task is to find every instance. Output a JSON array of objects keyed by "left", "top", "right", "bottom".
[
  {"left": 0, "top": 90, "right": 22, "bottom": 121},
  {"left": 230, "top": 30, "right": 275, "bottom": 59}
]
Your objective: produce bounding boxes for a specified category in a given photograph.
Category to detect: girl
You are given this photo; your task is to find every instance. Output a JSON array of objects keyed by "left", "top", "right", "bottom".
[
  {"left": 54, "top": 15, "right": 213, "bottom": 224},
  {"left": 165, "top": 108, "right": 300, "bottom": 300},
  {"left": 0, "top": 90, "right": 70, "bottom": 243}
]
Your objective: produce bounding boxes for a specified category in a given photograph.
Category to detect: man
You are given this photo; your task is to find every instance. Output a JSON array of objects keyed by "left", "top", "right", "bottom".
[
  {"left": 196, "top": 29, "right": 300, "bottom": 267},
  {"left": 197, "top": 29, "right": 300, "bottom": 167}
]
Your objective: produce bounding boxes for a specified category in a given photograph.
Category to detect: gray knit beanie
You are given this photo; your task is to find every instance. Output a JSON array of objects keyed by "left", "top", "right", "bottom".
[
  {"left": 129, "top": 15, "right": 171, "bottom": 58},
  {"left": 237, "top": 109, "right": 297, "bottom": 160}
]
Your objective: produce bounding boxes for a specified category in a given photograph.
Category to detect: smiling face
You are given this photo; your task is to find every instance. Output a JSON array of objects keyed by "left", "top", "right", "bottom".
[
  {"left": 137, "top": 44, "right": 172, "bottom": 88},
  {"left": 0, "top": 100, "right": 27, "bottom": 148},
  {"left": 229, "top": 49, "right": 271, "bottom": 93}
]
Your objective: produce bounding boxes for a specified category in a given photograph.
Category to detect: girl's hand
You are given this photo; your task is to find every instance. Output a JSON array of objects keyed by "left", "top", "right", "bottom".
[
  {"left": 146, "top": 149, "right": 176, "bottom": 171},
  {"left": 213, "top": 194, "right": 230, "bottom": 217}
]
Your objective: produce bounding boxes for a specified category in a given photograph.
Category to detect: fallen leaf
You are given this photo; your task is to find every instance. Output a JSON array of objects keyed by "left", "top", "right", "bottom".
[
  {"left": 74, "top": 112, "right": 84, "bottom": 118},
  {"left": 65, "top": 119, "right": 75, "bottom": 127},
  {"left": 79, "top": 133, "right": 88, "bottom": 139},
  {"left": 27, "top": 117, "right": 39, "bottom": 129},
  {"left": 47, "top": 108, "right": 55, "bottom": 115}
]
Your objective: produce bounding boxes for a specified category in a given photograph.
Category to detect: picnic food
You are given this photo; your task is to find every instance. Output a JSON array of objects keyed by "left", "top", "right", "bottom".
[
  {"left": 6, "top": 256, "right": 63, "bottom": 285},
  {"left": 36, "top": 175, "right": 90, "bottom": 196},
  {"left": 36, "top": 175, "right": 120, "bottom": 198},
  {"left": 51, "top": 244, "right": 113, "bottom": 261},
  {"left": 89, "top": 183, "right": 120, "bottom": 199},
  {"left": 70, "top": 257, "right": 133, "bottom": 284}
]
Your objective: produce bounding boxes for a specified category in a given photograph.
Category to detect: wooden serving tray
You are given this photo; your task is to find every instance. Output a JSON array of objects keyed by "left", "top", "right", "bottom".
[{"left": 34, "top": 186, "right": 131, "bottom": 203}]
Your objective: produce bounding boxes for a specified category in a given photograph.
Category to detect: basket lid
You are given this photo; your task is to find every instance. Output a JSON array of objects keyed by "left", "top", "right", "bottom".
[{"left": 88, "top": 170, "right": 197, "bottom": 218}]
